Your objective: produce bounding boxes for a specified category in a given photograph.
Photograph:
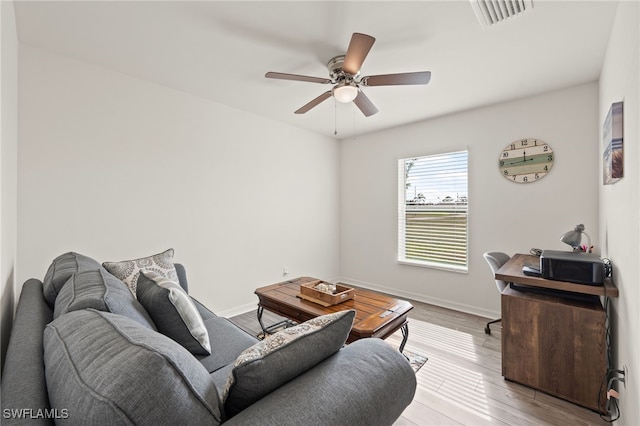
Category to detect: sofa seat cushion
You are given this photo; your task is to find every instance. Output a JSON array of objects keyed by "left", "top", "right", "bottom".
[
  {"left": 102, "top": 248, "right": 178, "bottom": 296},
  {"left": 136, "top": 270, "right": 211, "bottom": 355},
  {"left": 223, "top": 309, "right": 355, "bottom": 417},
  {"left": 53, "top": 268, "right": 156, "bottom": 330},
  {"left": 43, "top": 309, "right": 222, "bottom": 425},
  {"left": 42, "top": 252, "right": 102, "bottom": 307},
  {"left": 197, "top": 317, "right": 259, "bottom": 374}
]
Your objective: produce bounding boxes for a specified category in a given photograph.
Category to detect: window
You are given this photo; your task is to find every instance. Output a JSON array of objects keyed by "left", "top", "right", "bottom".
[{"left": 398, "top": 150, "right": 468, "bottom": 272}]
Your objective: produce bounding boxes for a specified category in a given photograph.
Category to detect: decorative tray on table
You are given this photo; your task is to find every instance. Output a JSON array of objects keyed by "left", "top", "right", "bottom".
[{"left": 298, "top": 280, "right": 354, "bottom": 307}]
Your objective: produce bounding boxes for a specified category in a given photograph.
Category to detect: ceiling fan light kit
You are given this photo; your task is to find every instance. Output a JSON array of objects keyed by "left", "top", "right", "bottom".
[
  {"left": 265, "top": 32, "right": 431, "bottom": 117},
  {"left": 333, "top": 82, "right": 359, "bottom": 103}
]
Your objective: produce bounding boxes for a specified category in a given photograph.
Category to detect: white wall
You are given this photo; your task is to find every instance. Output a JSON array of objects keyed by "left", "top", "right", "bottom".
[
  {"left": 340, "top": 83, "right": 600, "bottom": 318},
  {"left": 1, "top": 0, "right": 18, "bottom": 374},
  {"left": 598, "top": 2, "right": 640, "bottom": 425},
  {"left": 18, "top": 45, "right": 340, "bottom": 316}
]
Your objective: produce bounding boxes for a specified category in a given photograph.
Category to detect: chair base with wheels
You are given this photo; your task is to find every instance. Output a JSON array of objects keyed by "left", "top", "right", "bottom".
[
  {"left": 482, "top": 251, "right": 511, "bottom": 336},
  {"left": 485, "top": 318, "right": 501, "bottom": 335}
]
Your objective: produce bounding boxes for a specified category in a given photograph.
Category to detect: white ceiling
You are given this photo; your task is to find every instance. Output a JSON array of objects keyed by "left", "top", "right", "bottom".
[{"left": 13, "top": 1, "right": 619, "bottom": 139}]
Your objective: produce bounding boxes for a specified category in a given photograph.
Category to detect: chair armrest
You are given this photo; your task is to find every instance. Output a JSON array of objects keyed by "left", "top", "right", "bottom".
[{"left": 224, "top": 338, "right": 416, "bottom": 426}]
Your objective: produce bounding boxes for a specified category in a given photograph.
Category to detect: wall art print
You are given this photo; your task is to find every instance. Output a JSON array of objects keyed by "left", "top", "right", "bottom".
[{"left": 603, "top": 101, "right": 624, "bottom": 185}]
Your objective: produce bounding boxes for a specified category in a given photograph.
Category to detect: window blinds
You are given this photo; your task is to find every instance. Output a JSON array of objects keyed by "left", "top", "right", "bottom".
[{"left": 398, "top": 151, "right": 468, "bottom": 271}]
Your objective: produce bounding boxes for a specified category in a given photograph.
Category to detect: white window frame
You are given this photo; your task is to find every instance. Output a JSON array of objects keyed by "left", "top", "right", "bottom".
[{"left": 398, "top": 150, "right": 469, "bottom": 273}]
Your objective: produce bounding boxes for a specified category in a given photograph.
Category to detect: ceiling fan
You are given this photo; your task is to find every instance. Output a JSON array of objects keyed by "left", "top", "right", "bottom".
[{"left": 265, "top": 33, "right": 431, "bottom": 117}]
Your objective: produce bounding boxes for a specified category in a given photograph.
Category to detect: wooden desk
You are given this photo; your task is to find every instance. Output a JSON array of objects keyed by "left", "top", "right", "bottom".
[
  {"left": 496, "top": 253, "right": 618, "bottom": 297},
  {"left": 496, "top": 254, "right": 617, "bottom": 414}
]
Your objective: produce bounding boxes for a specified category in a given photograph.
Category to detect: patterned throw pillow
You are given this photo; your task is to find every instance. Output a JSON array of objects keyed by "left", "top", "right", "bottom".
[
  {"left": 136, "top": 270, "right": 211, "bottom": 355},
  {"left": 102, "top": 248, "right": 178, "bottom": 296},
  {"left": 222, "top": 309, "right": 355, "bottom": 417}
]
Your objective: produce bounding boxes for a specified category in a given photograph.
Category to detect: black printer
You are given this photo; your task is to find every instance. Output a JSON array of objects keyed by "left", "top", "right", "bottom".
[{"left": 540, "top": 250, "right": 605, "bottom": 285}]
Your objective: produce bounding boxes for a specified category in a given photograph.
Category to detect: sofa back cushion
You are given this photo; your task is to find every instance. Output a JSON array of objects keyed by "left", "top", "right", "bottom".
[
  {"left": 43, "top": 309, "right": 222, "bottom": 425},
  {"left": 53, "top": 268, "right": 156, "bottom": 330},
  {"left": 136, "top": 270, "right": 210, "bottom": 355},
  {"left": 222, "top": 309, "right": 355, "bottom": 417},
  {"left": 42, "top": 252, "right": 102, "bottom": 307}
]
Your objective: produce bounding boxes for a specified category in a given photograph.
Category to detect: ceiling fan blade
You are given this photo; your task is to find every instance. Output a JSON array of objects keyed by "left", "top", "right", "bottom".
[
  {"left": 294, "top": 91, "right": 332, "bottom": 114},
  {"left": 265, "top": 72, "right": 331, "bottom": 84},
  {"left": 363, "top": 71, "right": 431, "bottom": 86},
  {"left": 353, "top": 90, "right": 378, "bottom": 117},
  {"left": 343, "top": 33, "right": 376, "bottom": 75}
]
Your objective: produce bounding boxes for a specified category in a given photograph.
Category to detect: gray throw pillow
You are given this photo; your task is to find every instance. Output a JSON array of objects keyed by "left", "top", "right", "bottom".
[
  {"left": 136, "top": 270, "right": 211, "bottom": 355},
  {"left": 42, "top": 252, "right": 102, "bottom": 307},
  {"left": 54, "top": 268, "right": 156, "bottom": 330},
  {"left": 222, "top": 309, "right": 355, "bottom": 417},
  {"left": 44, "top": 309, "right": 222, "bottom": 425},
  {"left": 102, "top": 248, "right": 178, "bottom": 296}
]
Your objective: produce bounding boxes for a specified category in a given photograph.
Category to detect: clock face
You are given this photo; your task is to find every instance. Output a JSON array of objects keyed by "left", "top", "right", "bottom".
[{"left": 499, "top": 138, "right": 554, "bottom": 183}]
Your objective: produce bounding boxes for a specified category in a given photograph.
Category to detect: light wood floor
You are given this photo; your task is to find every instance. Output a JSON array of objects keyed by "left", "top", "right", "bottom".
[{"left": 229, "top": 298, "right": 609, "bottom": 426}]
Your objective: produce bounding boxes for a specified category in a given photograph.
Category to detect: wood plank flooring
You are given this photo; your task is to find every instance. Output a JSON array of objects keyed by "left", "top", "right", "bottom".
[{"left": 229, "top": 297, "right": 609, "bottom": 426}]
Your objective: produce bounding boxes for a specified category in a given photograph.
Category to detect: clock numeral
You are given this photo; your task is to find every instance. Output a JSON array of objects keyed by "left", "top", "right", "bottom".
[
  {"left": 544, "top": 165, "right": 548, "bottom": 171},
  {"left": 502, "top": 152, "right": 509, "bottom": 158},
  {"left": 548, "top": 155, "right": 553, "bottom": 161},
  {"left": 520, "top": 139, "right": 529, "bottom": 146},
  {"left": 535, "top": 173, "right": 540, "bottom": 179},
  {"left": 499, "top": 160, "right": 505, "bottom": 166},
  {"left": 503, "top": 170, "right": 509, "bottom": 175},
  {"left": 523, "top": 176, "right": 529, "bottom": 182},
  {"left": 510, "top": 144, "right": 516, "bottom": 150},
  {"left": 512, "top": 175, "right": 516, "bottom": 181},
  {"left": 543, "top": 145, "right": 549, "bottom": 152}
]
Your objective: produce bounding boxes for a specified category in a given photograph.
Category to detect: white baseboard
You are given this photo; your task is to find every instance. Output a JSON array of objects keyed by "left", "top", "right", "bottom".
[
  {"left": 217, "top": 301, "right": 257, "bottom": 318},
  {"left": 339, "top": 276, "right": 500, "bottom": 320},
  {"left": 218, "top": 277, "right": 500, "bottom": 320}
]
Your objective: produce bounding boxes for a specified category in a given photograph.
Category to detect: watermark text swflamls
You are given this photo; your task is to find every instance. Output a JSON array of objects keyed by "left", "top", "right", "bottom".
[{"left": 3, "top": 408, "right": 69, "bottom": 420}]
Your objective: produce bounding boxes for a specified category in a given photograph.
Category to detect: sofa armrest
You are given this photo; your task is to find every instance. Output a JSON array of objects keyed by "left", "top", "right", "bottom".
[
  {"left": 174, "top": 263, "right": 188, "bottom": 293},
  {"left": 1, "top": 279, "right": 54, "bottom": 425},
  {"left": 224, "top": 338, "right": 416, "bottom": 426},
  {"left": 173, "top": 263, "right": 218, "bottom": 321}
]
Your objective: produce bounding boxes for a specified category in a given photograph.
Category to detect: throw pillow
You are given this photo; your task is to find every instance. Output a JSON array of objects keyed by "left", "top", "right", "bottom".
[
  {"left": 44, "top": 309, "right": 222, "bottom": 425},
  {"left": 136, "top": 270, "right": 211, "bottom": 355},
  {"left": 222, "top": 309, "right": 355, "bottom": 417},
  {"left": 54, "top": 268, "right": 156, "bottom": 330},
  {"left": 102, "top": 248, "right": 178, "bottom": 296},
  {"left": 42, "top": 252, "right": 102, "bottom": 307}
]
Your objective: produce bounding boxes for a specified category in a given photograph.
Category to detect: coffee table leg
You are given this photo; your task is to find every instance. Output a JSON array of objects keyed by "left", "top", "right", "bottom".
[
  {"left": 399, "top": 323, "right": 409, "bottom": 353},
  {"left": 257, "top": 305, "right": 295, "bottom": 337},
  {"left": 257, "top": 305, "right": 268, "bottom": 335}
]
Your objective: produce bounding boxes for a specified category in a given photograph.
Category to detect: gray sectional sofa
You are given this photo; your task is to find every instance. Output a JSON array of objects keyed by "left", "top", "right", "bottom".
[{"left": 1, "top": 251, "right": 417, "bottom": 425}]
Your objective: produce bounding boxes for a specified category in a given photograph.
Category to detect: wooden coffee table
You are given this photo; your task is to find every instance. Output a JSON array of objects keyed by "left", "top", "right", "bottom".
[{"left": 254, "top": 277, "right": 413, "bottom": 352}]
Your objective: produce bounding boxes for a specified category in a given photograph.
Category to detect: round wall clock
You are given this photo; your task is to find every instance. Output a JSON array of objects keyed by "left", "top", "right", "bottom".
[{"left": 499, "top": 138, "right": 554, "bottom": 183}]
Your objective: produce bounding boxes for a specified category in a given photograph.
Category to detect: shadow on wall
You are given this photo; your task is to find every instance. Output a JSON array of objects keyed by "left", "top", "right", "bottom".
[{"left": 1, "top": 269, "right": 15, "bottom": 378}]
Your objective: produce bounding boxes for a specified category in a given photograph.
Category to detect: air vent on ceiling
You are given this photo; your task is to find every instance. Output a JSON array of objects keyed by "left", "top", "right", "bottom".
[{"left": 470, "top": 0, "right": 533, "bottom": 28}]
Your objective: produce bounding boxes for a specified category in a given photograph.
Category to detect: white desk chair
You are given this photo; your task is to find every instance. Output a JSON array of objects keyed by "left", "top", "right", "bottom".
[{"left": 483, "top": 251, "right": 511, "bottom": 335}]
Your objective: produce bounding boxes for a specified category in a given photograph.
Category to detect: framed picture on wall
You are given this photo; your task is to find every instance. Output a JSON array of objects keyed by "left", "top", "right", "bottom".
[{"left": 603, "top": 101, "right": 624, "bottom": 185}]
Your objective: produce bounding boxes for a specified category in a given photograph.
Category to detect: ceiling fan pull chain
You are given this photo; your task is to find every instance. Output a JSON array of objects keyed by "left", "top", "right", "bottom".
[
  {"left": 334, "top": 98, "right": 338, "bottom": 136},
  {"left": 353, "top": 110, "right": 356, "bottom": 140}
]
